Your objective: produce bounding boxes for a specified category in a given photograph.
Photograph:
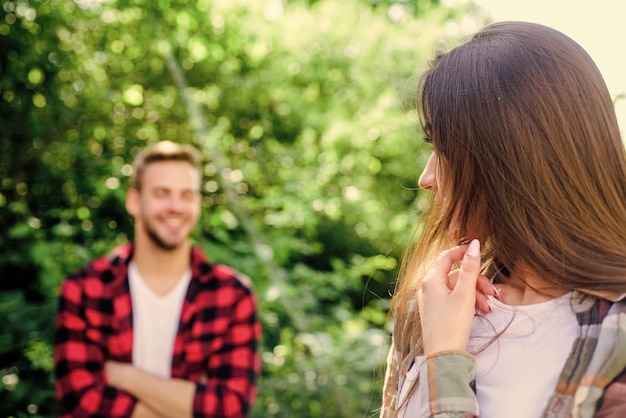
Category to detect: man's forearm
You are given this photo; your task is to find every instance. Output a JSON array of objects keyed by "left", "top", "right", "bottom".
[
  {"left": 107, "top": 361, "right": 195, "bottom": 418},
  {"left": 131, "top": 402, "right": 163, "bottom": 418}
]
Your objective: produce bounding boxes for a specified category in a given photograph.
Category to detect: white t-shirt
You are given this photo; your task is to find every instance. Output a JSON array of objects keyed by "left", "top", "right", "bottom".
[
  {"left": 399, "top": 292, "right": 579, "bottom": 418},
  {"left": 128, "top": 262, "right": 191, "bottom": 378}
]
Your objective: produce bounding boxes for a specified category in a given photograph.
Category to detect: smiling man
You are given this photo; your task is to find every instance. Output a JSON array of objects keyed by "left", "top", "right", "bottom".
[{"left": 54, "top": 141, "right": 261, "bottom": 418}]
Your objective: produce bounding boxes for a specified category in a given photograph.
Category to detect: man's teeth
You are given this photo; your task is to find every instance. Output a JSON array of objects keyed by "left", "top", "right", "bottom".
[{"left": 164, "top": 219, "right": 183, "bottom": 226}]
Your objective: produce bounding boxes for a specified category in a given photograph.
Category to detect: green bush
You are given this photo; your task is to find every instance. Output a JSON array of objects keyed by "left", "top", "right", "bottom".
[{"left": 0, "top": 0, "right": 479, "bottom": 416}]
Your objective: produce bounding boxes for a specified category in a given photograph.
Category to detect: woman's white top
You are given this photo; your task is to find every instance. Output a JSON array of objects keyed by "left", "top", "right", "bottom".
[
  {"left": 398, "top": 292, "right": 579, "bottom": 418},
  {"left": 128, "top": 262, "right": 191, "bottom": 378}
]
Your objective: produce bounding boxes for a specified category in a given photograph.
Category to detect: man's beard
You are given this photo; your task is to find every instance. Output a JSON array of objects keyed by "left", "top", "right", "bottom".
[{"left": 145, "top": 224, "right": 183, "bottom": 251}]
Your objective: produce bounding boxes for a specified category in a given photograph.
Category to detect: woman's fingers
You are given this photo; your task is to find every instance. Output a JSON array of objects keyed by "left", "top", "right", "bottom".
[
  {"left": 475, "top": 290, "right": 492, "bottom": 314},
  {"left": 444, "top": 246, "right": 495, "bottom": 314},
  {"left": 454, "top": 239, "right": 481, "bottom": 295},
  {"left": 476, "top": 274, "right": 497, "bottom": 298},
  {"left": 476, "top": 274, "right": 496, "bottom": 313},
  {"left": 419, "top": 240, "right": 483, "bottom": 354},
  {"left": 425, "top": 245, "right": 468, "bottom": 282},
  {"left": 448, "top": 272, "right": 494, "bottom": 313}
]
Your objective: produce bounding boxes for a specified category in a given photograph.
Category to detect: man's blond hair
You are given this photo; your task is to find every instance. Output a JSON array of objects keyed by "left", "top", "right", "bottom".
[{"left": 130, "top": 141, "right": 202, "bottom": 190}]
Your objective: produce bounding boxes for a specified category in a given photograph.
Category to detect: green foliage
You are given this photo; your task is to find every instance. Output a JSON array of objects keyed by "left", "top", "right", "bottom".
[{"left": 0, "top": 0, "right": 480, "bottom": 416}]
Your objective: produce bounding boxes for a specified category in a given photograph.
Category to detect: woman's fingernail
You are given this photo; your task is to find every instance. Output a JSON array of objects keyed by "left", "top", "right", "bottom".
[
  {"left": 467, "top": 239, "right": 480, "bottom": 257},
  {"left": 479, "top": 303, "right": 492, "bottom": 313},
  {"left": 491, "top": 284, "right": 499, "bottom": 296}
]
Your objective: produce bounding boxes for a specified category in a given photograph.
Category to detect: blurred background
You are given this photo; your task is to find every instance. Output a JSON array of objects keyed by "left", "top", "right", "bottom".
[{"left": 1, "top": 0, "right": 623, "bottom": 417}]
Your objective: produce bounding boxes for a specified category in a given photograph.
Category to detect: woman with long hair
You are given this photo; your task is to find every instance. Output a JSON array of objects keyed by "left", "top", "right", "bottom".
[{"left": 381, "top": 21, "right": 626, "bottom": 417}]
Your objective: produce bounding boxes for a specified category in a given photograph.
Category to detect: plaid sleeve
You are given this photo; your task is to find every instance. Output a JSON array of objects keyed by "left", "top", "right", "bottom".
[
  {"left": 417, "top": 351, "right": 479, "bottom": 418},
  {"left": 191, "top": 278, "right": 261, "bottom": 418},
  {"left": 54, "top": 274, "right": 137, "bottom": 418},
  {"left": 594, "top": 366, "right": 626, "bottom": 417}
]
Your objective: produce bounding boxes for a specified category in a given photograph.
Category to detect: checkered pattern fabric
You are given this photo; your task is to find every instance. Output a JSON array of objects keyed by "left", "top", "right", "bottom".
[
  {"left": 54, "top": 244, "right": 261, "bottom": 417},
  {"left": 381, "top": 293, "right": 626, "bottom": 417}
]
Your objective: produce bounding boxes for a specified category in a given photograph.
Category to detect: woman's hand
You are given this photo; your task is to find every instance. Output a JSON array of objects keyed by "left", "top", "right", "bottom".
[{"left": 418, "top": 239, "right": 492, "bottom": 354}]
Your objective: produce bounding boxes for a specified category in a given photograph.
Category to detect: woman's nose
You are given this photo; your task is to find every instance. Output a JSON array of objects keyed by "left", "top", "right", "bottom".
[{"left": 418, "top": 152, "right": 437, "bottom": 190}]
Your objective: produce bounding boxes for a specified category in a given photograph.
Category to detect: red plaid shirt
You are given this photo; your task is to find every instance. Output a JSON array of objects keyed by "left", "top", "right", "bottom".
[{"left": 54, "top": 244, "right": 261, "bottom": 418}]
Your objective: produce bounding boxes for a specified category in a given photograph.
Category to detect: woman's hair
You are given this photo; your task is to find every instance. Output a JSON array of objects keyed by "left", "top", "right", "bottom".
[
  {"left": 382, "top": 21, "right": 626, "bottom": 415},
  {"left": 130, "top": 140, "right": 202, "bottom": 191}
]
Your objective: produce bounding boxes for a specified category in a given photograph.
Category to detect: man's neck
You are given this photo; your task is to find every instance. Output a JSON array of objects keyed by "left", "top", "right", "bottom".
[{"left": 131, "top": 238, "right": 191, "bottom": 296}]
